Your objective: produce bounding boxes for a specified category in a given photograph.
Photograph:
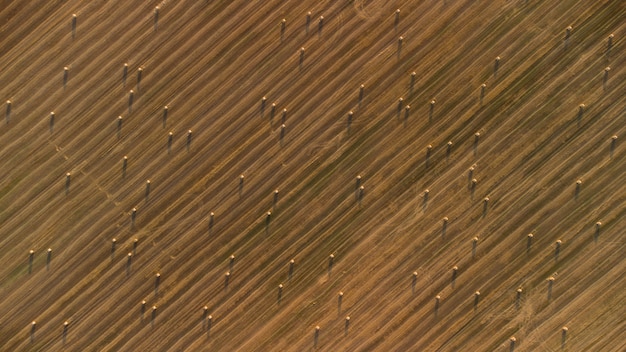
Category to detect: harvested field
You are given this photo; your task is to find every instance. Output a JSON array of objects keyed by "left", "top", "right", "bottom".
[{"left": 0, "top": 0, "right": 624, "bottom": 351}]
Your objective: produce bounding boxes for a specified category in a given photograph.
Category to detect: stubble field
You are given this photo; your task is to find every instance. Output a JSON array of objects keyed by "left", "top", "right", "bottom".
[{"left": 0, "top": 0, "right": 624, "bottom": 351}]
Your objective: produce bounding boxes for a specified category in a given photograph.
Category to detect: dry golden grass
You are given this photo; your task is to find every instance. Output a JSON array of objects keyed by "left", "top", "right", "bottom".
[{"left": 0, "top": 0, "right": 624, "bottom": 351}]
